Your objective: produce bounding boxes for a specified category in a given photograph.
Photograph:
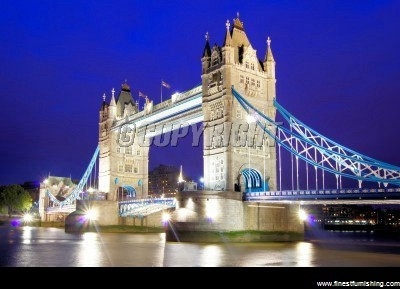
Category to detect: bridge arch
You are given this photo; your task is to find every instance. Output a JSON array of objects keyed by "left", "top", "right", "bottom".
[
  {"left": 240, "top": 168, "right": 268, "bottom": 192},
  {"left": 117, "top": 185, "right": 136, "bottom": 200}
]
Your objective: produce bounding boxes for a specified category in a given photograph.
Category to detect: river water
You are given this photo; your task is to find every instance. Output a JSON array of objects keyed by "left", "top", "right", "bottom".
[{"left": 1, "top": 225, "right": 400, "bottom": 267}]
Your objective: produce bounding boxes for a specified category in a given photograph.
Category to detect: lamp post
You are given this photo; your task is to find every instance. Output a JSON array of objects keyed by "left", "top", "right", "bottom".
[
  {"left": 246, "top": 114, "right": 255, "bottom": 193},
  {"left": 199, "top": 177, "right": 204, "bottom": 190}
]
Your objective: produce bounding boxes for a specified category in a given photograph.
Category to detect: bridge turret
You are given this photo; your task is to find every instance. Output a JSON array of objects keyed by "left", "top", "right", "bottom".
[
  {"left": 263, "top": 37, "right": 276, "bottom": 117},
  {"left": 116, "top": 80, "right": 138, "bottom": 118},
  {"left": 222, "top": 20, "right": 235, "bottom": 66},
  {"left": 201, "top": 13, "right": 278, "bottom": 192},
  {"left": 109, "top": 88, "right": 117, "bottom": 119},
  {"left": 201, "top": 32, "right": 211, "bottom": 74}
]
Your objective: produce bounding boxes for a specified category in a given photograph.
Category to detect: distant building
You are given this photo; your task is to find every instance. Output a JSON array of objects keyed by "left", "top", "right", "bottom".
[
  {"left": 183, "top": 181, "right": 198, "bottom": 191},
  {"left": 149, "top": 164, "right": 181, "bottom": 196}
]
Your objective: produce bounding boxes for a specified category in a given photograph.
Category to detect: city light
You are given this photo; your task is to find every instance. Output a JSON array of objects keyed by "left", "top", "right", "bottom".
[
  {"left": 205, "top": 199, "right": 219, "bottom": 222},
  {"left": 23, "top": 213, "right": 33, "bottom": 223},
  {"left": 298, "top": 209, "right": 307, "bottom": 221},
  {"left": 84, "top": 208, "right": 98, "bottom": 221},
  {"left": 161, "top": 211, "right": 171, "bottom": 226}
]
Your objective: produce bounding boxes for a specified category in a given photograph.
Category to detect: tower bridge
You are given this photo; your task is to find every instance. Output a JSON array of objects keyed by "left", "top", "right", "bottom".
[{"left": 38, "top": 14, "right": 400, "bottom": 242}]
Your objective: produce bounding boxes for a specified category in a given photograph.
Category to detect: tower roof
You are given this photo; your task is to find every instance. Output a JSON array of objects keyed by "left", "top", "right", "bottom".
[
  {"left": 222, "top": 13, "right": 251, "bottom": 64},
  {"left": 121, "top": 81, "right": 131, "bottom": 92},
  {"left": 229, "top": 12, "right": 250, "bottom": 48},
  {"left": 232, "top": 12, "right": 244, "bottom": 31},
  {"left": 202, "top": 32, "right": 211, "bottom": 57},
  {"left": 116, "top": 81, "right": 136, "bottom": 117}
]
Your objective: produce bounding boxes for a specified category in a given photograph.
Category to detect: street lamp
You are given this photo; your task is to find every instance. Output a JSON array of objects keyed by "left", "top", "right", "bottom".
[
  {"left": 246, "top": 113, "right": 255, "bottom": 193},
  {"left": 199, "top": 177, "right": 204, "bottom": 190}
]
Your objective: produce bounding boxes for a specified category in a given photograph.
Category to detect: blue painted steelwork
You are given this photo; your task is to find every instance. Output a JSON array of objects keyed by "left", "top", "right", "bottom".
[
  {"left": 231, "top": 86, "right": 400, "bottom": 187},
  {"left": 241, "top": 168, "right": 264, "bottom": 192},
  {"left": 123, "top": 185, "right": 136, "bottom": 198},
  {"left": 244, "top": 187, "right": 400, "bottom": 201},
  {"left": 112, "top": 85, "right": 203, "bottom": 136},
  {"left": 119, "top": 197, "right": 176, "bottom": 217},
  {"left": 46, "top": 145, "right": 100, "bottom": 206}
]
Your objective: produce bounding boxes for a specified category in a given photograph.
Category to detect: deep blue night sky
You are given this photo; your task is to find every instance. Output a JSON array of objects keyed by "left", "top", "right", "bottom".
[{"left": 1, "top": 1, "right": 399, "bottom": 188}]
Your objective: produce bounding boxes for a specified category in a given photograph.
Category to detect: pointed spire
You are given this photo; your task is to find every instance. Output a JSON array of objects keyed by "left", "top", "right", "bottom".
[
  {"left": 121, "top": 79, "right": 130, "bottom": 92},
  {"left": 202, "top": 31, "right": 211, "bottom": 57},
  {"left": 264, "top": 36, "right": 275, "bottom": 62},
  {"left": 100, "top": 93, "right": 108, "bottom": 110},
  {"left": 233, "top": 11, "right": 244, "bottom": 31},
  {"left": 109, "top": 88, "right": 116, "bottom": 106},
  {"left": 223, "top": 19, "right": 232, "bottom": 47}
]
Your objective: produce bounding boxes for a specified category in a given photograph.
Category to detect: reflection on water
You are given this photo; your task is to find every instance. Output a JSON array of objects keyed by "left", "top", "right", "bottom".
[
  {"left": 296, "top": 242, "right": 312, "bottom": 267},
  {"left": 200, "top": 245, "right": 222, "bottom": 267},
  {"left": 77, "top": 233, "right": 103, "bottom": 266},
  {"left": 0, "top": 226, "right": 399, "bottom": 267}
]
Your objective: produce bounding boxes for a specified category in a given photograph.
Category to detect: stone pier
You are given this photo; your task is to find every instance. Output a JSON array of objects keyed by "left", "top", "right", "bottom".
[{"left": 166, "top": 190, "right": 304, "bottom": 242}]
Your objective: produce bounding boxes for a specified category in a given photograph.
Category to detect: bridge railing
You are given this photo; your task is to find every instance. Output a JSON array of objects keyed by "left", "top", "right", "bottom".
[
  {"left": 118, "top": 197, "right": 176, "bottom": 217},
  {"left": 46, "top": 204, "right": 76, "bottom": 213},
  {"left": 244, "top": 187, "right": 400, "bottom": 201}
]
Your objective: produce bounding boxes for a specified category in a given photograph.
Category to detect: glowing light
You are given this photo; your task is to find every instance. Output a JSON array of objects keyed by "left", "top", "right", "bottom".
[
  {"left": 23, "top": 213, "right": 33, "bottom": 223},
  {"left": 43, "top": 178, "right": 49, "bottom": 185},
  {"left": 186, "top": 197, "right": 195, "bottom": 211},
  {"left": 246, "top": 113, "right": 255, "bottom": 123},
  {"left": 161, "top": 212, "right": 171, "bottom": 226},
  {"left": 85, "top": 208, "right": 98, "bottom": 221},
  {"left": 298, "top": 209, "right": 307, "bottom": 221},
  {"left": 178, "top": 165, "right": 184, "bottom": 183},
  {"left": 205, "top": 199, "right": 219, "bottom": 221},
  {"left": 175, "top": 208, "right": 198, "bottom": 222}
]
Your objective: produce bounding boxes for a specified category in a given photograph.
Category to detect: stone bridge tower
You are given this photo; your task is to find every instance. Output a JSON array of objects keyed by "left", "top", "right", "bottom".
[
  {"left": 201, "top": 14, "right": 277, "bottom": 192},
  {"left": 98, "top": 82, "right": 149, "bottom": 201}
]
